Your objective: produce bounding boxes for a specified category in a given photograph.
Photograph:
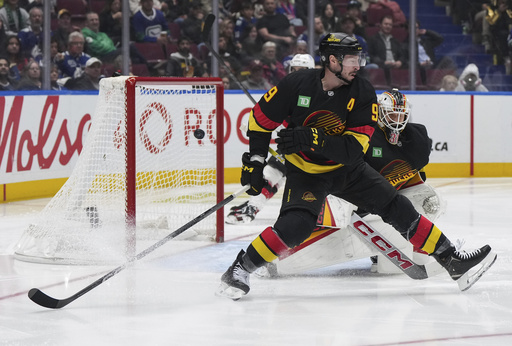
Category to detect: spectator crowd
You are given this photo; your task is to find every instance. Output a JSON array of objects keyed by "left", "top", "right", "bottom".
[{"left": 0, "top": 0, "right": 509, "bottom": 91}]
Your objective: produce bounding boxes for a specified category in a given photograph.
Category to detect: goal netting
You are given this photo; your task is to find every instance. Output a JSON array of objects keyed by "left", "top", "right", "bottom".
[{"left": 14, "top": 76, "right": 224, "bottom": 265}]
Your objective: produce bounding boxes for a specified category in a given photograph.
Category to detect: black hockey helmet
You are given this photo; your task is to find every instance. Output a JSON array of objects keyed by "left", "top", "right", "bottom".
[{"left": 319, "top": 33, "right": 366, "bottom": 67}]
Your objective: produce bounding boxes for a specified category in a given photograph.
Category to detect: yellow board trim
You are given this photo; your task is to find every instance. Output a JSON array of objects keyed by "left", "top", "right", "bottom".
[
  {"left": 422, "top": 225, "right": 442, "bottom": 254},
  {"left": 251, "top": 236, "right": 278, "bottom": 263}
]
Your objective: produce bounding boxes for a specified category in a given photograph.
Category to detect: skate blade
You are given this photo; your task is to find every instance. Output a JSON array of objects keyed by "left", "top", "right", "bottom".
[
  {"left": 457, "top": 251, "right": 497, "bottom": 291},
  {"left": 215, "top": 282, "right": 246, "bottom": 300}
]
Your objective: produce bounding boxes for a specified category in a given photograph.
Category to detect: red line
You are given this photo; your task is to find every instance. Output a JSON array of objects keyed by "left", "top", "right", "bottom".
[{"left": 365, "top": 332, "right": 512, "bottom": 345}]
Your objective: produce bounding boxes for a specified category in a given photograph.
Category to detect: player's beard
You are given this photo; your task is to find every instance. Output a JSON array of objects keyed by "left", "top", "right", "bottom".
[{"left": 328, "top": 64, "right": 352, "bottom": 84}]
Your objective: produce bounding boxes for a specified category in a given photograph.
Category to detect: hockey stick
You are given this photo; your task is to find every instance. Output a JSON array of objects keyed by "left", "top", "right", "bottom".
[
  {"left": 349, "top": 213, "right": 443, "bottom": 280},
  {"left": 28, "top": 185, "right": 250, "bottom": 309},
  {"left": 202, "top": 14, "right": 258, "bottom": 105}
]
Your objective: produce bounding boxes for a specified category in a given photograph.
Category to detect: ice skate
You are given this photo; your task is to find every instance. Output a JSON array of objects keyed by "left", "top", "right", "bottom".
[
  {"left": 216, "top": 250, "right": 250, "bottom": 300},
  {"left": 226, "top": 201, "right": 259, "bottom": 224},
  {"left": 433, "top": 244, "right": 497, "bottom": 291}
]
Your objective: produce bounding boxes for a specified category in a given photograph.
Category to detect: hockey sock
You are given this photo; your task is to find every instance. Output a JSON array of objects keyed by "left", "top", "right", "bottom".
[
  {"left": 408, "top": 215, "right": 451, "bottom": 255},
  {"left": 244, "top": 227, "right": 290, "bottom": 271}
]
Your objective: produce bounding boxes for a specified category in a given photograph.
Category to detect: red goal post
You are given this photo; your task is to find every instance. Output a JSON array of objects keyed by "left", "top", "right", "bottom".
[{"left": 15, "top": 76, "right": 225, "bottom": 265}]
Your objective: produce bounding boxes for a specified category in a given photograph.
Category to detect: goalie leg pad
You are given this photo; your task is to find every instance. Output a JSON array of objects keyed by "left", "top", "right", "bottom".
[{"left": 398, "top": 183, "right": 446, "bottom": 222}]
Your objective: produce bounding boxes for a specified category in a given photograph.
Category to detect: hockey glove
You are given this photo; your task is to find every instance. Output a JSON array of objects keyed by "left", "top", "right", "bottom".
[
  {"left": 241, "top": 152, "right": 266, "bottom": 196},
  {"left": 275, "top": 126, "right": 325, "bottom": 154}
]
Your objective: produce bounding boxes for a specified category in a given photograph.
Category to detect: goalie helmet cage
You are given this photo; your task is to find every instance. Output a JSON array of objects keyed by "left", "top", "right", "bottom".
[{"left": 14, "top": 76, "right": 225, "bottom": 265}]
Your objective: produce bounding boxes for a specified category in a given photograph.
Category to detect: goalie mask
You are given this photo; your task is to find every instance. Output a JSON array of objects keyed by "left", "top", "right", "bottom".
[{"left": 377, "top": 88, "right": 411, "bottom": 145}]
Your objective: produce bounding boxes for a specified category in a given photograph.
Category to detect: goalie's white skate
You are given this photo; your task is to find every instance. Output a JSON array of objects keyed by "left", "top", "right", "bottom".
[
  {"left": 434, "top": 245, "right": 497, "bottom": 291},
  {"left": 225, "top": 201, "right": 259, "bottom": 224}
]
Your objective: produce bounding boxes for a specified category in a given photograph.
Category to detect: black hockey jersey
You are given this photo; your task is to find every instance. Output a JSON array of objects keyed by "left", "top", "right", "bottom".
[
  {"left": 365, "top": 122, "right": 432, "bottom": 189},
  {"left": 247, "top": 68, "right": 378, "bottom": 174}
]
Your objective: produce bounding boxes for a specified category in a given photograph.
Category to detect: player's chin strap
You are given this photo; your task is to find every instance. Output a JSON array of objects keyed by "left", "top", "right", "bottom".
[{"left": 327, "top": 64, "right": 352, "bottom": 85}]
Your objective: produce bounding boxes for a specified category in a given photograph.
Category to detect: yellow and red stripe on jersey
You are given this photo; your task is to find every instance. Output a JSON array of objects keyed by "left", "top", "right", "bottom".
[
  {"left": 344, "top": 125, "right": 375, "bottom": 154},
  {"left": 250, "top": 226, "right": 289, "bottom": 263},
  {"left": 409, "top": 215, "right": 443, "bottom": 254},
  {"left": 248, "top": 103, "right": 282, "bottom": 133}
]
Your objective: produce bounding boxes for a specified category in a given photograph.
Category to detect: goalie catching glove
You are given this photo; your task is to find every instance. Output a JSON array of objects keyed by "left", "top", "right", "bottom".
[
  {"left": 276, "top": 126, "right": 325, "bottom": 154},
  {"left": 241, "top": 152, "right": 266, "bottom": 196}
]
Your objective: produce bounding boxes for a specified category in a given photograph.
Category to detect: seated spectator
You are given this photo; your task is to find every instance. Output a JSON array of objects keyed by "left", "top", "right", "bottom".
[
  {"left": 113, "top": 55, "right": 134, "bottom": 76},
  {"left": 220, "top": 18, "right": 241, "bottom": 58},
  {"left": 0, "top": 55, "right": 17, "bottom": 90},
  {"left": 5, "top": 34, "right": 27, "bottom": 80},
  {"left": 337, "top": 15, "right": 377, "bottom": 69},
  {"left": 162, "top": 0, "right": 187, "bottom": 22},
  {"left": 55, "top": 31, "right": 91, "bottom": 79},
  {"left": 165, "top": 36, "right": 206, "bottom": 77},
  {"left": 276, "top": 0, "right": 303, "bottom": 27},
  {"left": 181, "top": 0, "right": 205, "bottom": 45},
  {"left": 129, "top": 0, "right": 166, "bottom": 15},
  {"left": 0, "top": 0, "right": 29, "bottom": 36},
  {"left": 241, "top": 59, "right": 272, "bottom": 90},
  {"left": 439, "top": 74, "right": 458, "bottom": 91},
  {"left": 346, "top": 0, "right": 367, "bottom": 39},
  {"left": 257, "top": 0, "right": 296, "bottom": 60},
  {"left": 239, "top": 24, "right": 262, "bottom": 64},
  {"left": 205, "top": 35, "right": 242, "bottom": 76},
  {"left": 82, "top": 12, "right": 120, "bottom": 63},
  {"left": 282, "top": 39, "right": 308, "bottom": 71},
  {"left": 132, "top": 0, "right": 169, "bottom": 44},
  {"left": 65, "top": 57, "right": 103, "bottom": 90},
  {"left": 16, "top": 60, "right": 41, "bottom": 90},
  {"left": 367, "top": 15, "right": 406, "bottom": 72},
  {"left": 365, "top": 0, "right": 406, "bottom": 27},
  {"left": 486, "top": 0, "right": 512, "bottom": 65},
  {"left": 50, "top": 64, "right": 66, "bottom": 90},
  {"left": 99, "top": 0, "right": 123, "bottom": 47},
  {"left": 454, "top": 63, "right": 489, "bottom": 91},
  {"left": 0, "top": 18, "right": 6, "bottom": 56},
  {"left": 259, "top": 41, "right": 286, "bottom": 87},
  {"left": 319, "top": 2, "right": 338, "bottom": 32},
  {"left": 297, "top": 15, "right": 327, "bottom": 55},
  {"left": 17, "top": 6, "right": 43, "bottom": 61},
  {"left": 234, "top": 1, "right": 257, "bottom": 45},
  {"left": 52, "top": 9, "right": 76, "bottom": 53}
]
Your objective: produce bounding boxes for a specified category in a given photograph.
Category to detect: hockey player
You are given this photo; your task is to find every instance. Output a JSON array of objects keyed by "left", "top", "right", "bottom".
[
  {"left": 226, "top": 53, "right": 315, "bottom": 224},
  {"left": 217, "top": 33, "right": 496, "bottom": 300},
  {"left": 260, "top": 88, "right": 445, "bottom": 276}
]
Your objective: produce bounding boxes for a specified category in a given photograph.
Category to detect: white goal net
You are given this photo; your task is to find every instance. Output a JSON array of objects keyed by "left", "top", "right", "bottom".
[{"left": 14, "top": 76, "right": 224, "bottom": 264}]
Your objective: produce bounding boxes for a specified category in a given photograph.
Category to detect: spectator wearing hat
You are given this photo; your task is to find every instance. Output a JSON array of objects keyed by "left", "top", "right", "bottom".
[
  {"left": 52, "top": 9, "right": 79, "bottom": 53},
  {"left": 132, "top": 0, "right": 169, "bottom": 44},
  {"left": 65, "top": 57, "right": 103, "bottom": 90},
  {"left": 0, "top": 0, "right": 29, "bottom": 36},
  {"left": 241, "top": 59, "right": 272, "bottom": 90},
  {"left": 55, "top": 31, "right": 91, "bottom": 79},
  {"left": 336, "top": 14, "right": 377, "bottom": 69}
]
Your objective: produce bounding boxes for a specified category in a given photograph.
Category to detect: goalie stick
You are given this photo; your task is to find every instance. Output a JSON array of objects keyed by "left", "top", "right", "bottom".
[
  {"left": 28, "top": 185, "right": 250, "bottom": 309},
  {"left": 349, "top": 213, "right": 443, "bottom": 280}
]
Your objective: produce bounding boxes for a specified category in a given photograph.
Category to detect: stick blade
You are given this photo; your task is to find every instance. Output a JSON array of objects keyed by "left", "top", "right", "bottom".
[{"left": 28, "top": 288, "right": 67, "bottom": 309}]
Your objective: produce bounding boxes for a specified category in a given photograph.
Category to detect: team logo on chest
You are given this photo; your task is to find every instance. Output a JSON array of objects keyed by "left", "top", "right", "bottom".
[{"left": 303, "top": 110, "right": 346, "bottom": 135}]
